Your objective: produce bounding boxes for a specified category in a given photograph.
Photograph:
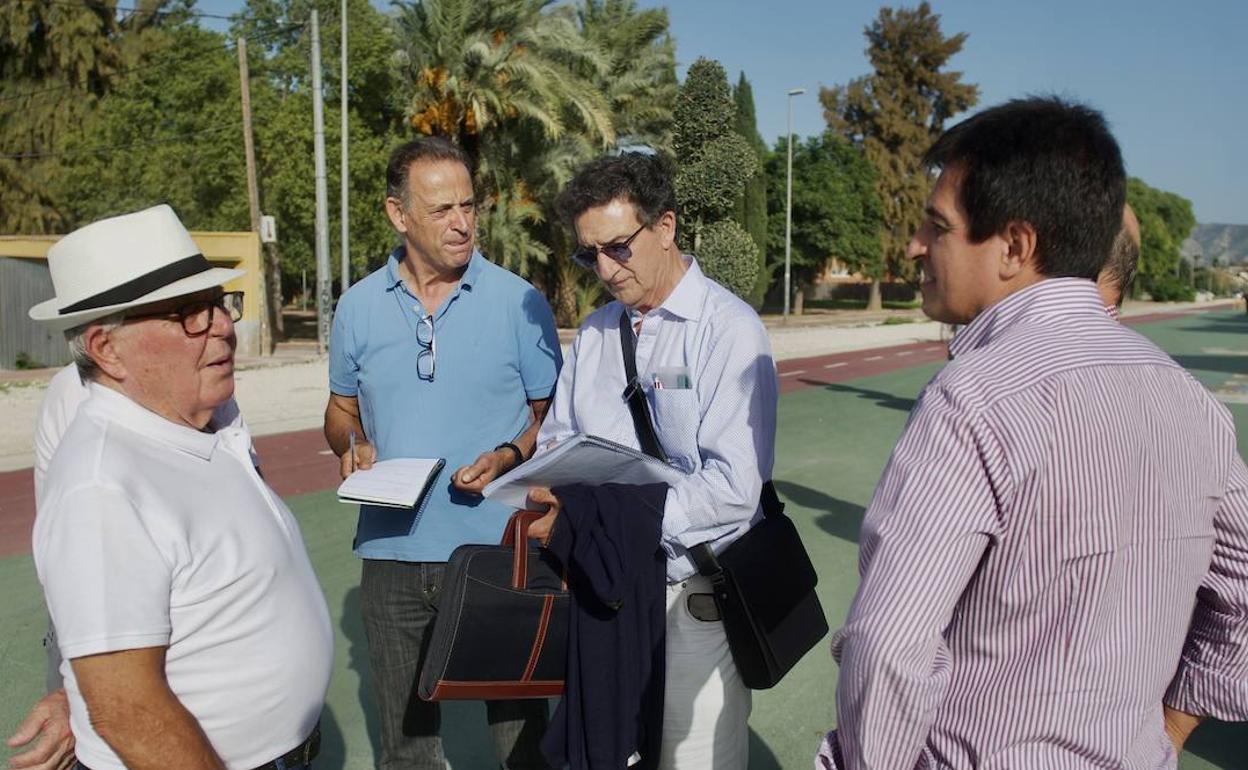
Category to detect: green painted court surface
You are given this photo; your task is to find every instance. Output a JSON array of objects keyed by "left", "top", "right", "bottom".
[{"left": 3, "top": 311, "right": 1246, "bottom": 768}]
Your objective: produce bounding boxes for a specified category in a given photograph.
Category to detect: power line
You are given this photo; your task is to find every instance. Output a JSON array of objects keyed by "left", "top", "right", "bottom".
[
  {"left": 0, "top": 21, "right": 305, "bottom": 105},
  {"left": 28, "top": 1, "right": 243, "bottom": 22},
  {"left": 0, "top": 122, "right": 239, "bottom": 160}
]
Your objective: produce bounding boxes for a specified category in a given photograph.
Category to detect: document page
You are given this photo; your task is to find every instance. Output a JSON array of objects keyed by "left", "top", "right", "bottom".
[
  {"left": 483, "top": 434, "right": 685, "bottom": 509},
  {"left": 338, "top": 457, "right": 445, "bottom": 509}
]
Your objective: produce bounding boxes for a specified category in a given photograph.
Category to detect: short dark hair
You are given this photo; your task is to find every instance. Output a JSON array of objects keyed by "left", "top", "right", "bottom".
[
  {"left": 386, "top": 137, "right": 472, "bottom": 204},
  {"left": 556, "top": 151, "right": 678, "bottom": 228},
  {"left": 923, "top": 96, "right": 1126, "bottom": 279},
  {"left": 1103, "top": 224, "right": 1140, "bottom": 305}
]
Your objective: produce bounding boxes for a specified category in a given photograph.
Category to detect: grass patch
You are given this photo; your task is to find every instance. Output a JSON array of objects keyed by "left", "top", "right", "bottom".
[{"left": 882, "top": 316, "right": 916, "bottom": 325}]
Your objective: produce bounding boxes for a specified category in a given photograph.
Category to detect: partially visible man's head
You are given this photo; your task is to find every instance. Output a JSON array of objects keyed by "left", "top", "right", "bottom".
[
  {"left": 1097, "top": 204, "right": 1141, "bottom": 309},
  {"left": 556, "top": 152, "right": 683, "bottom": 312},
  {"left": 384, "top": 137, "right": 476, "bottom": 274},
  {"left": 29, "top": 205, "right": 243, "bottom": 430},
  {"left": 910, "top": 97, "right": 1126, "bottom": 324}
]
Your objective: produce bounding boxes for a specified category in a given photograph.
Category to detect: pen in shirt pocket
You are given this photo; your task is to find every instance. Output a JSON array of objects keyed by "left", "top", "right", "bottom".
[{"left": 656, "top": 366, "right": 691, "bottom": 390}]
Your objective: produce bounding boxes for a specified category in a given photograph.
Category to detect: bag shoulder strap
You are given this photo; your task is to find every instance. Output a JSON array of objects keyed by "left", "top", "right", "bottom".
[
  {"left": 616, "top": 308, "right": 783, "bottom": 579},
  {"left": 618, "top": 309, "right": 668, "bottom": 463}
]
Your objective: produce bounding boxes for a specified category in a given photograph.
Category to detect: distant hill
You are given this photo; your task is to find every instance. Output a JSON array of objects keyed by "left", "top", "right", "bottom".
[{"left": 1183, "top": 223, "right": 1248, "bottom": 266}]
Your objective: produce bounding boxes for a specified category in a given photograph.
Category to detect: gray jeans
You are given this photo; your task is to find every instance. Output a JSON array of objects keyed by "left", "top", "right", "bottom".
[{"left": 361, "top": 560, "right": 550, "bottom": 770}]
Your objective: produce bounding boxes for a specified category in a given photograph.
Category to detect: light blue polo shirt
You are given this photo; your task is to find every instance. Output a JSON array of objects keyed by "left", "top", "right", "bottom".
[{"left": 329, "top": 248, "right": 562, "bottom": 562}]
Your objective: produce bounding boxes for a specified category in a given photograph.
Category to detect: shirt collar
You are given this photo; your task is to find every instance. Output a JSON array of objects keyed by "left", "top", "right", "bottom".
[
  {"left": 630, "top": 255, "right": 706, "bottom": 322},
  {"left": 948, "top": 277, "right": 1107, "bottom": 359},
  {"left": 85, "top": 383, "right": 220, "bottom": 460},
  {"left": 384, "top": 247, "right": 484, "bottom": 297}
]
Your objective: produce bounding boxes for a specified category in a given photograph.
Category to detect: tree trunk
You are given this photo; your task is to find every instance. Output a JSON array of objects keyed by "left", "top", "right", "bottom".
[
  {"left": 794, "top": 286, "right": 804, "bottom": 315},
  {"left": 866, "top": 278, "right": 883, "bottom": 311},
  {"left": 265, "top": 242, "right": 284, "bottom": 348},
  {"left": 553, "top": 264, "right": 579, "bottom": 328}
]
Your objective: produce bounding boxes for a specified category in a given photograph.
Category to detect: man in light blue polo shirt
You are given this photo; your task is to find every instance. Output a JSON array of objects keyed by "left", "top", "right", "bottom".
[{"left": 324, "top": 137, "right": 561, "bottom": 769}]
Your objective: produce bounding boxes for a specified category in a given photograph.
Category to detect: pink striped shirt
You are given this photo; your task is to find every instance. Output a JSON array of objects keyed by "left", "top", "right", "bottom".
[{"left": 819, "top": 278, "right": 1248, "bottom": 769}]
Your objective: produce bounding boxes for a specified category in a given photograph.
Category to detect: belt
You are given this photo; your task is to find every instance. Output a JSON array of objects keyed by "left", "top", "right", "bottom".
[
  {"left": 253, "top": 723, "right": 321, "bottom": 770},
  {"left": 76, "top": 723, "right": 321, "bottom": 770}
]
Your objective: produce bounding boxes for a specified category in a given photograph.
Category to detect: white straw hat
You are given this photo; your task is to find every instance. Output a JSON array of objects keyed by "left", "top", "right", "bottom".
[{"left": 28, "top": 204, "right": 244, "bottom": 332}]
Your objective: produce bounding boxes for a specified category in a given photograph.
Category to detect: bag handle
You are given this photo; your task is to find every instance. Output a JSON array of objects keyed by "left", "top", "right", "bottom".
[{"left": 501, "top": 510, "right": 544, "bottom": 589}]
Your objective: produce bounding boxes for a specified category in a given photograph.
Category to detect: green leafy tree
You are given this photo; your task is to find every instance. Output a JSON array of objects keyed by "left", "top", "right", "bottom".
[
  {"left": 731, "top": 72, "right": 769, "bottom": 309},
  {"left": 0, "top": 0, "right": 174, "bottom": 231},
  {"left": 673, "top": 57, "right": 759, "bottom": 300},
  {"left": 821, "top": 1, "right": 977, "bottom": 309},
  {"left": 57, "top": 22, "right": 248, "bottom": 230},
  {"left": 1128, "top": 176, "right": 1197, "bottom": 301},
  {"left": 765, "top": 133, "right": 883, "bottom": 308},
  {"left": 235, "top": 0, "right": 404, "bottom": 303},
  {"left": 698, "top": 219, "right": 760, "bottom": 300}
]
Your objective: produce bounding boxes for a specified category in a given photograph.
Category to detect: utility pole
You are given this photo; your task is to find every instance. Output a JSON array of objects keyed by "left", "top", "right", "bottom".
[
  {"left": 237, "top": 37, "right": 272, "bottom": 355},
  {"left": 783, "top": 87, "right": 805, "bottom": 323},
  {"left": 311, "top": 10, "right": 332, "bottom": 354},
  {"left": 339, "top": 0, "right": 350, "bottom": 293}
]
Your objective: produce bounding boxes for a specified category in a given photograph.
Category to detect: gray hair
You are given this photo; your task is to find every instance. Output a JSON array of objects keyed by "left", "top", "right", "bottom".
[{"left": 66, "top": 313, "right": 125, "bottom": 382}]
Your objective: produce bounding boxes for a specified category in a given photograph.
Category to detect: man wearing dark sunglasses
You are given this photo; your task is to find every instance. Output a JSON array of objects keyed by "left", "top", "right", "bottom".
[
  {"left": 526, "top": 151, "right": 779, "bottom": 768},
  {"left": 323, "top": 137, "right": 561, "bottom": 769}
]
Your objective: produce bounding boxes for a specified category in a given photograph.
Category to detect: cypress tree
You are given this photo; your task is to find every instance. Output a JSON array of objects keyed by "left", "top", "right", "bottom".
[{"left": 732, "top": 72, "right": 770, "bottom": 309}]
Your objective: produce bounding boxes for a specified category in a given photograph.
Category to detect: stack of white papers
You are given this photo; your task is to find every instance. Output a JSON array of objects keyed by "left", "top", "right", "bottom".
[
  {"left": 338, "top": 458, "right": 445, "bottom": 509},
  {"left": 483, "top": 434, "right": 686, "bottom": 509}
]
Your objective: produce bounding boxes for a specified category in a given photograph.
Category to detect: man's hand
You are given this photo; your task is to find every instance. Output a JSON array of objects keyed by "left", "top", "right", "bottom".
[
  {"left": 338, "top": 440, "right": 376, "bottom": 480},
  {"left": 6, "top": 689, "right": 74, "bottom": 770},
  {"left": 524, "top": 487, "right": 561, "bottom": 545},
  {"left": 1163, "top": 706, "right": 1202, "bottom": 754},
  {"left": 452, "top": 449, "right": 513, "bottom": 495}
]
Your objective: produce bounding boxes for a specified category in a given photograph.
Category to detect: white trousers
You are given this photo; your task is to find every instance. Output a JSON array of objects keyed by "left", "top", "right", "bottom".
[{"left": 658, "top": 575, "right": 751, "bottom": 769}]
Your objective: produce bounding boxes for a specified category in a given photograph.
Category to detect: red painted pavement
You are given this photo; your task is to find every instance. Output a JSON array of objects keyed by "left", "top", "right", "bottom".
[
  {"left": 0, "top": 303, "right": 1234, "bottom": 558},
  {"left": 0, "top": 428, "right": 339, "bottom": 559}
]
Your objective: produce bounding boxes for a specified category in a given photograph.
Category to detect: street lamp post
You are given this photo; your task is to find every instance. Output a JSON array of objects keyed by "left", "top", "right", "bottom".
[{"left": 784, "top": 87, "right": 805, "bottom": 322}]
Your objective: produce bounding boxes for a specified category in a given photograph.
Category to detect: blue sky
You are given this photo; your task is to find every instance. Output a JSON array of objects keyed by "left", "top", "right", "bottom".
[{"left": 197, "top": 0, "right": 1247, "bottom": 224}]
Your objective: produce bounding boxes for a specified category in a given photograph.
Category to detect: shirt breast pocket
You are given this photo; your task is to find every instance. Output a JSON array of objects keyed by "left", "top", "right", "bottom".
[{"left": 650, "top": 389, "right": 701, "bottom": 473}]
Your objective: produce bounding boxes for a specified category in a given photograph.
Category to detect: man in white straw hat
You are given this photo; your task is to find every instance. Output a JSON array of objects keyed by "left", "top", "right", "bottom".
[{"left": 27, "top": 204, "right": 332, "bottom": 770}]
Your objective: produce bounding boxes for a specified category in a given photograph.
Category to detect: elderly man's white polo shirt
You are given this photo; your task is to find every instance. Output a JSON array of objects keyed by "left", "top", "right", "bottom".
[{"left": 34, "top": 384, "right": 333, "bottom": 770}]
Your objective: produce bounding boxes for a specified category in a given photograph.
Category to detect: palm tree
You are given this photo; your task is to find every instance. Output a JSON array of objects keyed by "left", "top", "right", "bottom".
[
  {"left": 575, "top": 0, "right": 677, "bottom": 151},
  {"left": 392, "top": 0, "right": 615, "bottom": 160}
]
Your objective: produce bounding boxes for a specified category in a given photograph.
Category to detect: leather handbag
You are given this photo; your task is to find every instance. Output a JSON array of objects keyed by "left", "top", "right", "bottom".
[
  {"left": 688, "top": 485, "right": 828, "bottom": 689},
  {"left": 618, "top": 310, "right": 829, "bottom": 690},
  {"left": 417, "top": 511, "right": 568, "bottom": 700}
]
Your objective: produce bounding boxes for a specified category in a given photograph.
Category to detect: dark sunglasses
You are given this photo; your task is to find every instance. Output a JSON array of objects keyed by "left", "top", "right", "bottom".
[{"left": 570, "top": 224, "right": 646, "bottom": 270}]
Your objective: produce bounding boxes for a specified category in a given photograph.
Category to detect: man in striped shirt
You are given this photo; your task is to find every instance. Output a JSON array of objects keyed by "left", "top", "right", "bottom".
[{"left": 818, "top": 97, "right": 1248, "bottom": 769}]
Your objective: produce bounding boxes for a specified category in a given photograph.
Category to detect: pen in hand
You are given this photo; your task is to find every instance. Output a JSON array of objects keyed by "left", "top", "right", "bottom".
[{"left": 349, "top": 430, "right": 357, "bottom": 474}]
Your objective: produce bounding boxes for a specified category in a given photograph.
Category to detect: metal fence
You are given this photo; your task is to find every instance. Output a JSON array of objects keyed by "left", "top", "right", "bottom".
[{"left": 0, "top": 257, "right": 69, "bottom": 370}]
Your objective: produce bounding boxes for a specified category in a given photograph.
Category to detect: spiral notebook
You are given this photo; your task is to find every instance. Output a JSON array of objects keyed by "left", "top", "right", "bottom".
[{"left": 337, "top": 458, "right": 445, "bottom": 509}]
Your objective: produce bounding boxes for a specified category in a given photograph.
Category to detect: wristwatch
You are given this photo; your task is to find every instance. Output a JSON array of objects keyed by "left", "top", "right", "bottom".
[{"left": 495, "top": 441, "right": 525, "bottom": 469}]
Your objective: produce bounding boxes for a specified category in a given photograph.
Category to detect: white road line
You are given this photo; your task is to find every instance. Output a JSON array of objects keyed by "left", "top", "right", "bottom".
[
  {"left": 895, "top": 350, "right": 913, "bottom": 356},
  {"left": 824, "top": 362, "right": 847, "bottom": 369},
  {"left": 780, "top": 370, "right": 806, "bottom": 378},
  {"left": 864, "top": 355, "right": 884, "bottom": 361},
  {"left": 317, "top": 449, "right": 335, "bottom": 456}
]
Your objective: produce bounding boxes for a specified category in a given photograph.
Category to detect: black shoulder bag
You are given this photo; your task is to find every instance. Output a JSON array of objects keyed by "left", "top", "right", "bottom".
[{"left": 617, "top": 311, "right": 828, "bottom": 689}]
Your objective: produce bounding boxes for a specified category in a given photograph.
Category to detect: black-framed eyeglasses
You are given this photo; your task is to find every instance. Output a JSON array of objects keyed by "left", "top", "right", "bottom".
[
  {"left": 570, "top": 224, "right": 646, "bottom": 270},
  {"left": 416, "top": 314, "right": 436, "bottom": 381},
  {"left": 124, "top": 290, "right": 244, "bottom": 336}
]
